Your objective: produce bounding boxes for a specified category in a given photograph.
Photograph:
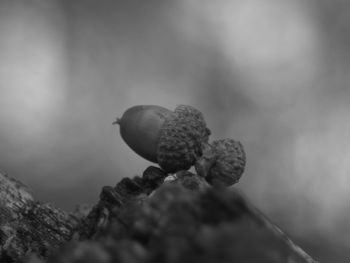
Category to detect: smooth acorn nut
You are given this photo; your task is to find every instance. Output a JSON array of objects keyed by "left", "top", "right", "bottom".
[
  {"left": 195, "top": 138, "right": 246, "bottom": 187},
  {"left": 114, "top": 105, "right": 211, "bottom": 173},
  {"left": 114, "top": 105, "right": 171, "bottom": 163}
]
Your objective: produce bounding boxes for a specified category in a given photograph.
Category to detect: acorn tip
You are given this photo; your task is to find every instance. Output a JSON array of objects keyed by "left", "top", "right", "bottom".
[{"left": 112, "top": 118, "right": 121, "bottom": 125}]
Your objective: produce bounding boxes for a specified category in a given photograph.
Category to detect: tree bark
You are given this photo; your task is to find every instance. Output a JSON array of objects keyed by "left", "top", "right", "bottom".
[
  {"left": 0, "top": 172, "right": 80, "bottom": 262},
  {"left": 0, "top": 168, "right": 317, "bottom": 263}
]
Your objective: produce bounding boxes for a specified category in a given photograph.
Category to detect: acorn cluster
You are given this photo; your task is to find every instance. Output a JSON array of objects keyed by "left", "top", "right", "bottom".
[{"left": 114, "top": 105, "right": 246, "bottom": 187}]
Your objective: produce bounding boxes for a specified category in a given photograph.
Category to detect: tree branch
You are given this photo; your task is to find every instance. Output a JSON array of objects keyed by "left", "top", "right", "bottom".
[{"left": 0, "top": 168, "right": 317, "bottom": 263}]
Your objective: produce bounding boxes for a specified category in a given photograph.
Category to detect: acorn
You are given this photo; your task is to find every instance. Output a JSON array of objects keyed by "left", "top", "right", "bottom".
[
  {"left": 195, "top": 139, "right": 246, "bottom": 187},
  {"left": 114, "top": 105, "right": 211, "bottom": 173}
]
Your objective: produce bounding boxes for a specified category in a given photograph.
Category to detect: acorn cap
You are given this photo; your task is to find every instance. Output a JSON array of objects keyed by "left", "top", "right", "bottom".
[
  {"left": 199, "top": 139, "right": 246, "bottom": 187},
  {"left": 156, "top": 105, "right": 211, "bottom": 173}
]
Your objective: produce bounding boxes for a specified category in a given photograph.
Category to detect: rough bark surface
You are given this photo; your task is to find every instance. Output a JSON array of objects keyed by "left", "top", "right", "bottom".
[
  {"left": 0, "top": 167, "right": 317, "bottom": 263},
  {"left": 0, "top": 172, "right": 80, "bottom": 262}
]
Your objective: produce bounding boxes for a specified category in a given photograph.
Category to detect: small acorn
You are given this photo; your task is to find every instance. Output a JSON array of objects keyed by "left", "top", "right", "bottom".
[
  {"left": 114, "top": 105, "right": 211, "bottom": 173},
  {"left": 195, "top": 139, "right": 246, "bottom": 187}
]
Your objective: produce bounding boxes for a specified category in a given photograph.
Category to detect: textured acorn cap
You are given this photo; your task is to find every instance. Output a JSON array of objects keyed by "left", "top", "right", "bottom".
[
  {"left": 204, "top": 139, "right": 246, "bottom": 187},
  {"left": 156, "top": 105, "right": 211, "bottom": 173}
]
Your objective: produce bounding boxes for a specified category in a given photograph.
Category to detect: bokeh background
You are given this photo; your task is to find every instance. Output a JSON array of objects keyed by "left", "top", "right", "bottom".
[{"left": 0, "top": 0, "right": 349, "bottom": 261}]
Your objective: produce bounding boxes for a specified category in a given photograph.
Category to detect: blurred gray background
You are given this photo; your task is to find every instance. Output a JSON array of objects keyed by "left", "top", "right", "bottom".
[{"left": 0, "top": 0, "right": 349, "bottom": 261}]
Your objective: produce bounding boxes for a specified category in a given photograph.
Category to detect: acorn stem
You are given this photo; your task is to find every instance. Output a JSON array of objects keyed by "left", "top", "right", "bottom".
[{"left": 195, "top": 143, "right": 218, "bottom": 178}]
